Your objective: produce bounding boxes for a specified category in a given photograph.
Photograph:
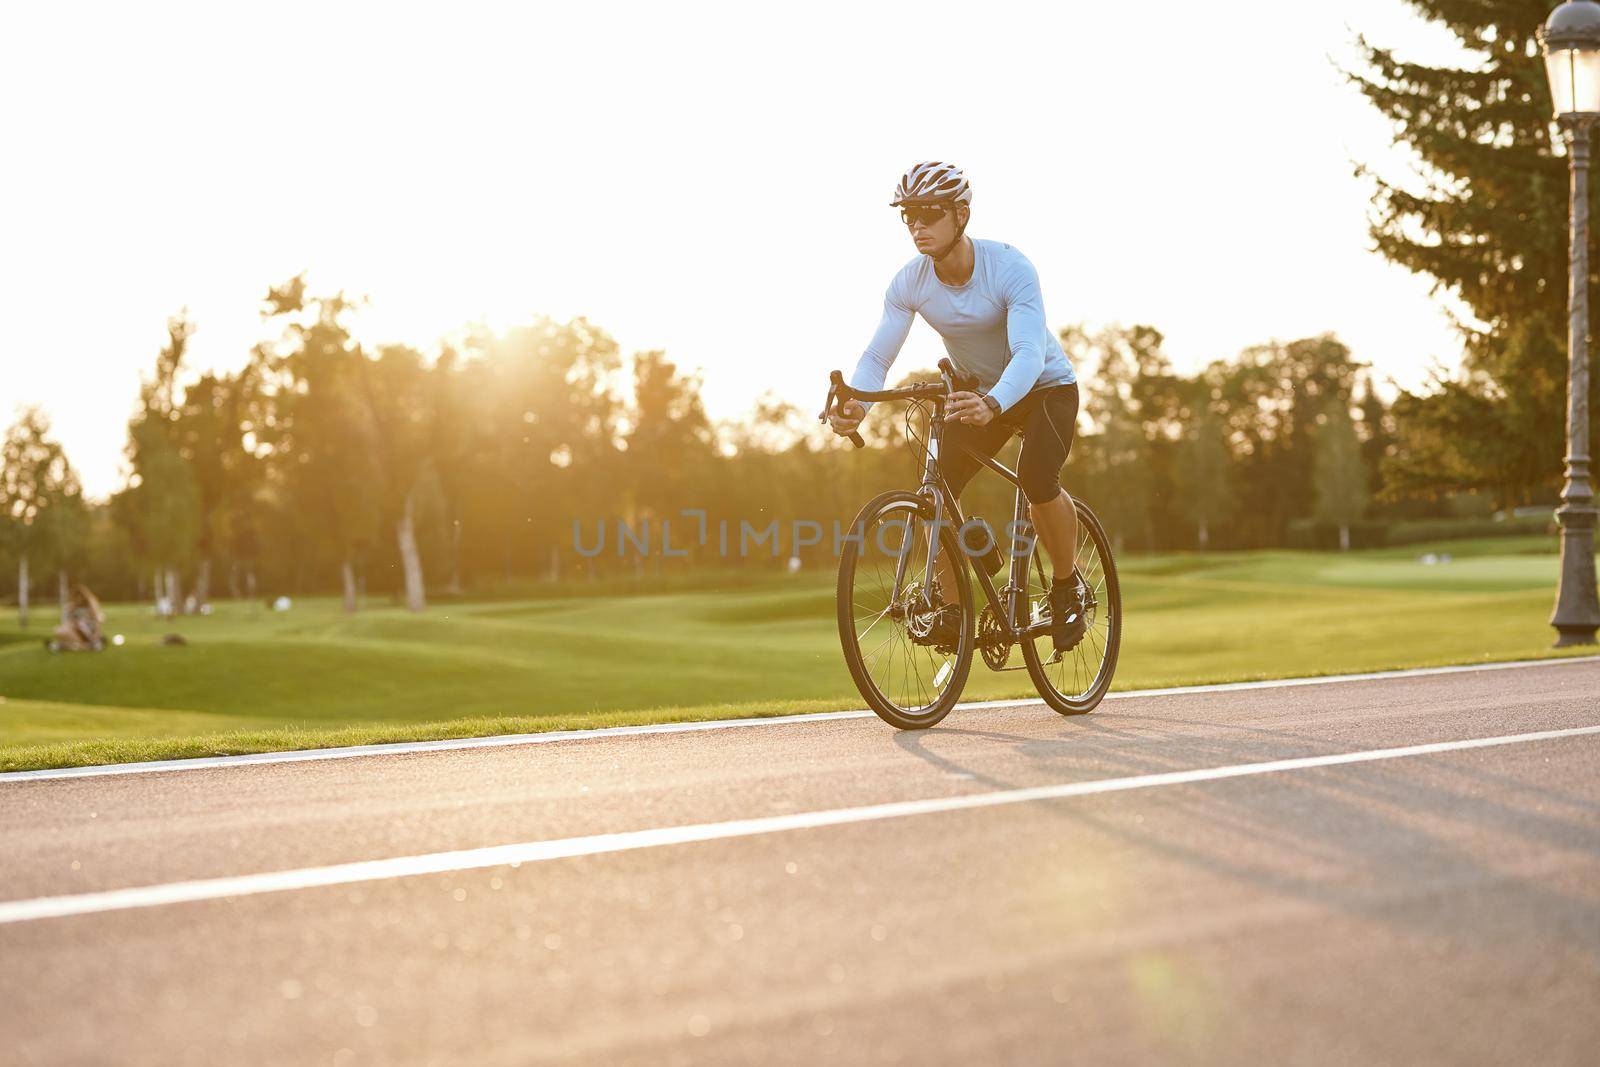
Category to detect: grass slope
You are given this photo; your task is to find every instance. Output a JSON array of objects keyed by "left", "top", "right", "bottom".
[{"left": 1, "top": 535, "right": 1593, "bottom": 771}]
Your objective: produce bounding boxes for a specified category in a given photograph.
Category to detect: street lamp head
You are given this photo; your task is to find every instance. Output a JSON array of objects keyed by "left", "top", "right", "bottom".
[{"left": 1542, "top": 2, "right": 1600, "bottom": 117}]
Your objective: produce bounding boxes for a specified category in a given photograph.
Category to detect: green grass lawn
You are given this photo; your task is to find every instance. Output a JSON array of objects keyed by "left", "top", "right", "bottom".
[{"left": 1, "top": 534, "right": 1594, "bottom": 771}]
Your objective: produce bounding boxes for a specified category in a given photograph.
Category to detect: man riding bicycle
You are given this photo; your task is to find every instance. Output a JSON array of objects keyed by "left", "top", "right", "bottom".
[{"left": 827, "top": 161, "right": 1087, "bottom": 652}]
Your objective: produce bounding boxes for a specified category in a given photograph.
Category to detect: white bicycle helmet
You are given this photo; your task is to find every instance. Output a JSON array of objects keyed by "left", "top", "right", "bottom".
[{"left": 890, "top": 161, "right": 972, "bottom": 206}]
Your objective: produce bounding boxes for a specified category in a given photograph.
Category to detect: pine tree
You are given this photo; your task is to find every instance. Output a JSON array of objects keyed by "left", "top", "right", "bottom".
[
  {"left": 1349, "top": 1, "right": 1599, "bottom": 503},
  {"left": 1354, "top": 374, "right": 1396, "bottom": 502}
]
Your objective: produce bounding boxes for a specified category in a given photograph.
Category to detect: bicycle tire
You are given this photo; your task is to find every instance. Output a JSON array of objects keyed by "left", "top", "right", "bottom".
[
  {"left": 837, "top": 490, "right": 975, "bottom": 729},
  {"left": 1019, "top": 498, "right": 1121, "bottom": 714}
]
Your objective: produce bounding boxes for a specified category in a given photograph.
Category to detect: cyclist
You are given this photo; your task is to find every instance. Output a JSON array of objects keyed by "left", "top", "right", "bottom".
[{"left": 828, "top": 161, "right": 1087, "bottom": 652}]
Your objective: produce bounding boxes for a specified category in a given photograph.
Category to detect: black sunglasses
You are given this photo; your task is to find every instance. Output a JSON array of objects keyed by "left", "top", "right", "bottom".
[{"left": 900, "top": 204, "right": 951, "bottom": 227}]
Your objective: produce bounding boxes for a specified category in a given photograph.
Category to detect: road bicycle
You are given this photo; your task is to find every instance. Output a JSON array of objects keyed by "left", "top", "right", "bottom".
[{"left": 819, "top": 359, "right": 1121, "bottom": 729}]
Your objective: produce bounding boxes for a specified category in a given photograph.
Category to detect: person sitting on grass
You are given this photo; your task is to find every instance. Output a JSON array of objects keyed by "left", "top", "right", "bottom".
[{"left": 47, "top": 585, "right": 105, "bottom": 653}]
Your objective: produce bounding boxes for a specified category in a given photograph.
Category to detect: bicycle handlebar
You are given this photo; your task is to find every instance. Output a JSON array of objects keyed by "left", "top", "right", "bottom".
[
  {"left": 819, "top": 359, "right": 979, "bottom": 450},
  {"left": 828, "top": 370, "right": 950, "bottom": 405},
  {"left": 819, "top": 371, "right": 868, "bottom": 449}
]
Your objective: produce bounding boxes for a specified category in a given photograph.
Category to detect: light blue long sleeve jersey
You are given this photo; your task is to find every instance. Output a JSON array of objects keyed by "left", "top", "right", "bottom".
[{"left": 849, "top": 238, "right": 1076, "bottom": 414}]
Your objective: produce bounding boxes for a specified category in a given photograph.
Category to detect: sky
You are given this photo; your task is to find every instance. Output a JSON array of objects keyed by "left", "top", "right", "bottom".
[{"left": 1, "top": 0, "right": 1489, "bottom": 499}]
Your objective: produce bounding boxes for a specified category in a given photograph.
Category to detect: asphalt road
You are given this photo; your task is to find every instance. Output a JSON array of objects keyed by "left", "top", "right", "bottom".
[{"left": 3, "top": 659, "right": 1599, "bottom": 1066}]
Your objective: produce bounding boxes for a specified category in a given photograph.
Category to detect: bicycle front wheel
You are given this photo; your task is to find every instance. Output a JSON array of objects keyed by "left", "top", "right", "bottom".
[
  {"left": 1019, "top": 498, "right": 1121, "bottom": 714},
  {"left": 837, "top": 491, "right": 974, "bottom": 730}
]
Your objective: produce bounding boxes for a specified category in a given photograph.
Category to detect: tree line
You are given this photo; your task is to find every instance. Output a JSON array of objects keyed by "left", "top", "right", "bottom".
[
  {"left": 8, "top": 271, "right": 1518, "bottom": 621},
  {"left": 7, "top": 1, "right": 1591, "bottom": 622}
]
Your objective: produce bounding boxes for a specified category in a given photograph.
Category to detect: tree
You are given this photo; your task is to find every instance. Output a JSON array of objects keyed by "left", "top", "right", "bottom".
[
  {"left": 625, "top": 350, "right": 716, "bottom": 520},
  {"left": 216, "top": 356, "right": 274, "bottom": 600},
  {"left": 1068, "top": 326, "right": 1154, "bottom": 550},
  {"left": 360, "top": 344, "right": 434, "bottom": 612},
  {"left": 456, "top": 318, "right": 623, "bottom": 583},
  {"left": 256, "top": 279, "right": 381, "bottom": 612},
  {"left": 1313, "top": 397, "right": 1371, "bottom": 551},
  {"left": 168, "top": 361, "right": 268, "bottom": 607},
  {"left": 1208, "top": 335, "right": 1364, "bottom": 546},
  {"left": 40, "top": 481, "right": 90, "bottom": 622},
  {"left": 0, "top": 408, "right": 82, "bottom": 626},
  {"left": 426, "top": 345, "right": 475, "bottom": 594},
  {"left": 1355, "top": 374, "right": 1396, "bottom": 504},
  {"left": 115, "top": 315, "right": 203, "bottom": 614},
  {"left": 1177, "top": 404, "right": 1236, "bottom": 550},
  {"left": 1349, "top": 2, "right": 1598, "bottom": 503}
]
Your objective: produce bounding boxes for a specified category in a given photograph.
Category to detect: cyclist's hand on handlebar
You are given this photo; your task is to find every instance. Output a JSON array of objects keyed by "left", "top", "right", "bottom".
[
  {"left": 948, "top": 391, "right": 994, "bottom": 426},
  {"left": 829, "top": 399, "right": 865, "bottom": 436}
]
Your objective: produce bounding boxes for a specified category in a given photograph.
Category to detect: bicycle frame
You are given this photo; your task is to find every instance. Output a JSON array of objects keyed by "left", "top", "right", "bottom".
[{"left": 887, "top": 395, "right": 1049, "bottom": 645}]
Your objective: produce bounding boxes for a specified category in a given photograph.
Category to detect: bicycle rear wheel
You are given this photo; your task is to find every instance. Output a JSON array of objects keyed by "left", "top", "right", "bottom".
[
  {"left": 1019, "top": 498, "right": 1121, "bottom": 714},
  {"left": 837, "top": 491, "right": 974, "bottom": 730}
]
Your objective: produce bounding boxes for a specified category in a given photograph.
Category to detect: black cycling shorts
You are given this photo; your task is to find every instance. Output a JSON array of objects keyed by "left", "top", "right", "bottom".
[{"left": 939, "top": 383, "right": 1078, "bottom": 506}]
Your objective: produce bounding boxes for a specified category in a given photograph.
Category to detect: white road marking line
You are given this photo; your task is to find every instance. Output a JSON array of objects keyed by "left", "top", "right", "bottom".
[
  {"left": 4, "top": 654, "right": 1596, "bottom": 784},
  {"left": 3, "top": 722, "right": 1596, "bottom": 926}
]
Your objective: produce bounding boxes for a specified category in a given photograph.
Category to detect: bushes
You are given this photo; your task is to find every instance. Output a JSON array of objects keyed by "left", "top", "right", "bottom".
[
  {"left": 1386, "top": 514, "right": 1554, "bottom": 546},
  {"left": 1286, "top": 513, "right": 1557, "bottom": 550},
  {"left": 1284, "top": 520, "right": 1390, "bottom": 550}
]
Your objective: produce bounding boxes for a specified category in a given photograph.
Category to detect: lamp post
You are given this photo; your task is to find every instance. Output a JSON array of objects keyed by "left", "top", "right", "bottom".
[{"left": 1542, "top": 1, "right": 1600, "bottom": 646}]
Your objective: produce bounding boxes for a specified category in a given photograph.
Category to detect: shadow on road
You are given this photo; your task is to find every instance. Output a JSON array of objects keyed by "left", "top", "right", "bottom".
[{"left": 885, "top": 695, "right": 1600, "bottom": 970}]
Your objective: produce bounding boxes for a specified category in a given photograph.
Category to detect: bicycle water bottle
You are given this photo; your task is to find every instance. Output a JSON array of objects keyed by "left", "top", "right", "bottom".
[{"left": 960, "top": 517, "right": 1005, "bottom": 577}]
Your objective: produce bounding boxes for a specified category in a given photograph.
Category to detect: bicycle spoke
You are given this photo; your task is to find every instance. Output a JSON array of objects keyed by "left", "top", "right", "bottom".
[
  {"left": 839, "top": 496, "right": 979, "bottom": 726},
  {"left": 909, "top": 642, "right": 928, "bottom": 706},
  {"left": 855, "top": 606, "right": 894, "bottom": 643},
  {"left": 1016, "top": 508, "right": 1119, "bottom": 707},
  {"left": 863, "top": 624, "right": 902, "bottom": 669}
]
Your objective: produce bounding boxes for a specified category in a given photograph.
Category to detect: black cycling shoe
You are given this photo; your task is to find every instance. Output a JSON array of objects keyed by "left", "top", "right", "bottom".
[{"left": 1050, "top": 573, "right": 1088, "bottom": 652}]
